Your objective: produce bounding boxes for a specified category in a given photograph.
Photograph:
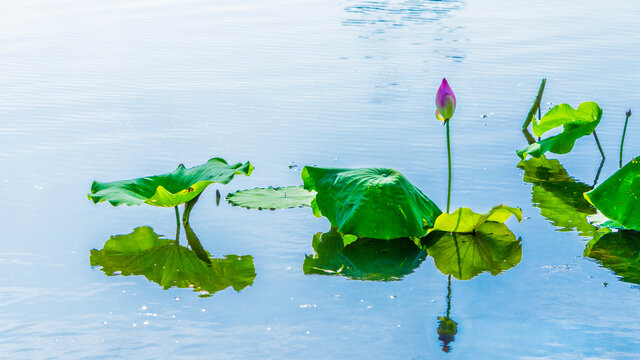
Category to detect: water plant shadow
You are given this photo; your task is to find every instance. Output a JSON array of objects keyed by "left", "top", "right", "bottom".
[
  {"left": 584, "top": 230, "right": 640, "bottom": 286},
  {"left": 303, "top": 228, "right": 427, "bottom": 281},
  {"left": 421, "top": 222, "right": 522, "bottom": 280},
  {"left": 90, "top": 226, "right": 256, "bottom": 297},
  {"left": 518, "top": 156, "right": 597, "bottom": 237}
]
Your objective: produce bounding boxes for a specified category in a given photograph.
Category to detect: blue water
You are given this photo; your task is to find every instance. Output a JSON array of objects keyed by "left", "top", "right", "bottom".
[{"left": 1, "top": 0, "right": 640, "bottom": 358}]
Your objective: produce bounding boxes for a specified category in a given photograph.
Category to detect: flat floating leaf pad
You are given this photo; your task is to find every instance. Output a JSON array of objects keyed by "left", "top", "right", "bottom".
[
  {"left": 585, "top": 157, "right": 640, "bottom": 231},
  {"left": 88, "top": 157, "right": 253, "bottom": 207},
  {"left": 303, "top": 229, "right": 427, "bottom": 281},
  {"left": 90, "top": 227, "right": 256, "bottom": 296},
  {"left": 302, "top": 166, "right": 442, "bottom": 239},
  {"left": 517, "top": 102, "right": 602, "bottom": 159},
  {"left": 226, "top": 186, "right": 316, "bottom": 210}
]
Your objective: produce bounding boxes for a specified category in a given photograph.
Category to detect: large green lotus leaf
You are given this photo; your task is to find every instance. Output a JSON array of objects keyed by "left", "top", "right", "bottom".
[
  {"left": 517, "top": 102, "right": 602, "bottom": 159},
  {"left": 423, "top": 222, "right": 522, "bottom": 280},
  {"left": 303, "top": 229, "right": 427, "bottom": 281},
  {"left": 90, "top": 227, "right": 256, "bottom": 296},
  {"left": 301, "top": 167, "right": 442, "bottom": 239},
  {"left": 426, "top": 205, "right": 522, "bottom": 235},
  {"left": 226, "top": 186, "right": 317, "bottom": 209},
  {"left": 518, "top": 156, "right": 597, "bottom": 236},
  {"left": 584, "top": 157, "right": 640, "bottom": 231},
  {"left": 584, "top": 230, "right": 640, "bottom": 285},
  {"left": 88, "top": 157, "right": 253, "bottom": 207}
]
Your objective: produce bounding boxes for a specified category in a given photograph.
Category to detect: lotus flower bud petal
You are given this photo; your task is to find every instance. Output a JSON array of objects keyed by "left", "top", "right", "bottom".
[{"left": 435, "top": 78, "right": 456, "bottom": 121}]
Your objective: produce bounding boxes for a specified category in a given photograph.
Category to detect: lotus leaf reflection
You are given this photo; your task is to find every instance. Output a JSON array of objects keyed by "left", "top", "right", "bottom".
[
  {"left": 90, "top": 227, "right": 256, "bottom": 296},
  {"left": 303, "top": 229, "right": 427, "bottom": 281}
]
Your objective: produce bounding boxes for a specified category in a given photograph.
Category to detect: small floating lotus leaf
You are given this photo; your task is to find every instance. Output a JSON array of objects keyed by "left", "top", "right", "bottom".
[
  {"left": 226, "top": 186, "right": 316, "bottom": 209},
  {"left": 301, "top": 166, "right": 442, "bottom": 239},
  {"left": 88, "top": 157, "right": 253, "bottom": 207},
  {"left": 423, "top": 222, "right": 522, "bottom": 280},
  {"left": 517, "top": 102, "right": 602, "bottom": 159},
  {"left": 427, "top": 205, "right": 522, "bottom": 235},
  {"left": 584, "top": 157, "right": 640, "bottom": 231},
  {"left": 90, "top": 226, "right": 256, "bottom": 295},
  {"left": 518, "top": 156, "right": 596, "bottom": 236},
  {"left": 584, "top": 230, "right": 640, "bottom": 285},
  {"left": 303, "top": 229, "right": 427, "bottom": 281}
]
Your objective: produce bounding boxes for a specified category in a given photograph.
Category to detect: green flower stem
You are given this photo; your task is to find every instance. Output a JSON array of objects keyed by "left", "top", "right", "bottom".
[
  {"left": 593, "top": 131, "right": 605, "bottom": 160},
  {"left": 446, "top": 121, "right": 452, "bottom": 213},
  {"left": 174, "top": 206, "right": 181, "bottom": 244},
  {"left": 619, "top": 111, "right": 632, "bottom": 168},
  {"left": 522, "top": 78, "right": 546, "bottom": 130}
]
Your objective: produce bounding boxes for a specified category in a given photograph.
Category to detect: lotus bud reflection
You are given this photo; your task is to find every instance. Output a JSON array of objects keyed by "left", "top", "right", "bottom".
[
  {"left": 435, "top": 78, "right": 456, "bottom": 123},
  {"left": 437, "top": 316, "right": 458, "bottom": 353}
]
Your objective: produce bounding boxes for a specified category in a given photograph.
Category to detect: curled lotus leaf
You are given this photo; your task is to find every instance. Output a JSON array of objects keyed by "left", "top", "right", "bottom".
[
  {"left": 226, "top": 186, "right": 317, "bottom": 210},
  {"left": 584, "top": 156, "right": 640, "bottom": 231},
  {"left": 427, "top": 205, "right": 522, "bottom": 235},
  {"left": 90, "top": 226, "right": 256, "bottom": 296},
  {"left": 88, "top": 157, "right": 253, "bottom": 207},
  {"left": 302, "top": 166, "right": 442, "bottom": 239},
  {"left": 423, "top": 222, "right": 523, "bottom": 280},
  {"left": 303, "top": 229, "right": 427, "bottom": 281},
  {"left": 517, "top": 102, "right": 602, "bottom": 159}
]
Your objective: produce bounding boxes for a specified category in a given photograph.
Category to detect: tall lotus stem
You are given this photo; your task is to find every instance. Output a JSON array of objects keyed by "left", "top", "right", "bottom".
[
  {"left": 174, "top": 206, "right": 181, "bottom": 243},
  {"left": 446, "top": 122, "right": 452, "bottom": 213},
  {"left": 619, "top": 109, "right": 632, "bottom": 168},
  {"left": 593, "top": 131, "right": 605, "bottom": 160},
  {"left": 436, "top": 78, "right": 456, "bottom": 213}
]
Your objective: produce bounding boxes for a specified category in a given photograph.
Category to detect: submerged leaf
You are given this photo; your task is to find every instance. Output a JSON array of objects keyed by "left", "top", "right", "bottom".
[
  {"left": 226, "top": 186, "right": 316, "bottom": 209},
  {"left": 90, "top": 227, "right": 256, "bottom": 295},
  {"left": 584, "top": 157, "right": 640, "bottom": 231},
  {"left": 88, "top": 157, "right": 253, "bottom": 207},
  {"left": 423, "top": 222, "right": 522, "bottom": 280},
  {"left": 427, "top": 205, "right": 522, "bottom": 235},
  {"left": 517, "top": 102, "right": 602, "bottom": 159},
  {"left": 303, "top": 229, "right": 427, "bottom": 281},
  {"left": 518, "top": 156, "right": 597, "bottom": 236},
  {"left": 302, "top": 167, "right": 442, "bottom": 239},
  {"left": 584, "top": 230, "right": 640, "bottom": 285}
]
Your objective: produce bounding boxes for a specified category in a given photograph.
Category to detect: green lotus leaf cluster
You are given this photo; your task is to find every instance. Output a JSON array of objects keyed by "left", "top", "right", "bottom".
[
  {"left": 90, "top": 226, "right": 256, "bottom": 296},
  {"left": 301, "top": 166, "right": 442, "bottom": 239},
  {"left": 518, "top": 156, "right": 597, "bottom": 236},
  {"left": 226, "top": 186, "right": 317, "bottom": 210},
  {"left": 88, "top": 157, "right": 253, "bottom": 207},
  {"left": 427, "top": 205, "right": 522, "bottom": 235},
  {"left": 423, "top": 222, "right": 522, "bottom": 280},
  {"left": 584, "top": 157, "right": 640, "bottom": 231},
  {"left": 303, "top": 229, "right": 427, "bottom": 281},
  {"left": 584, "top": 230, "right": 640, "bottom": 285},
  {"left": 517, "top": 102, "right": 602, "bottom": 159}
]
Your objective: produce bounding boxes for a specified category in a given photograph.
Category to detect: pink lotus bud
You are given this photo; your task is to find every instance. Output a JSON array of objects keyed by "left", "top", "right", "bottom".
[{"left": 435, "top": 78, "right": 456, "bottom": 122}]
